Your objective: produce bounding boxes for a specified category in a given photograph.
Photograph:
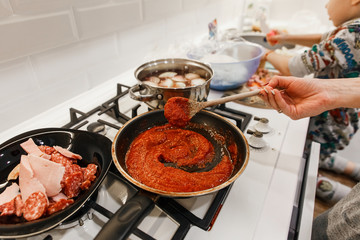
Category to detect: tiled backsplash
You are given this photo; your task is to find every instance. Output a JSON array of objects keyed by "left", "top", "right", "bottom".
[
  {"left": 0, "top": 0, "right": 329, "bottom": 134},
  {"left": 0, "top": 0, "right": 243, "bottom": 132}
]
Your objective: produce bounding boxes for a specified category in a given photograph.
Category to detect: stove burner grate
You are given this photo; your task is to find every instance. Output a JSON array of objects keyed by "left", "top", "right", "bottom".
[{"left": 60, "top": 85, "right": 252, "bottom": 239}]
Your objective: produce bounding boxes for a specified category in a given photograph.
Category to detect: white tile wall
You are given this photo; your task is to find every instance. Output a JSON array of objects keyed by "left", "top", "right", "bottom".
[
  {"left": 0, "top": 13, "right": 76, "bottom": 62},
  {"left": 0, "top": 0, "right": 244, "bottom": 134},
  {"left": 0, "top": 0, "right": 12, "bottom": 18},
  {"left": 73, "top": 1, "right": 142, "bottom": 40},
  {"left": 0, "top": 0, "right": 329, "bottom": 136},
  {"left": 142, "top": 0, "right": 182, "bottom": 22}
]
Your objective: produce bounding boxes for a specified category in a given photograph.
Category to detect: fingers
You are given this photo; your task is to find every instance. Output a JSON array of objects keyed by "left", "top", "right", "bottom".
[
  {"left": 266, "top": 30, "right": 280, "bottom": 46},
  {"left": 260, "top": 86, "right": 289, "bottom": 114},
  {"left": 259, "top": 86, "right": 281, "bottom": 111},
  {"left": 267, "top": 75, "right": 295, "bottom": 89}
]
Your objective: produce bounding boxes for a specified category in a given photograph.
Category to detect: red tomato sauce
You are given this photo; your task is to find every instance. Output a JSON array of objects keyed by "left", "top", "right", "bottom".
[
  {"left": 164, "top": 97, "right": 191, "bottom": 128},
  {"left": 125, "top": 124, "right": 234, "bottom": 192}
]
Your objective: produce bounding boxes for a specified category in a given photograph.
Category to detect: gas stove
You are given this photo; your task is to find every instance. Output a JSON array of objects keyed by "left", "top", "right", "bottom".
[{"left": 1, "top": 69, "right": 317, "bottom": 240}]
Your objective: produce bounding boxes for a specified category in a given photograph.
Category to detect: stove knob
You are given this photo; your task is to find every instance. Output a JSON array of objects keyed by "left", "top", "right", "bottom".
[
  {"left": 247, "top": 130, "right": 267, "bottom": 149},
  {"left": 254, "top": 117, "right": 271, "bottom": 133}
]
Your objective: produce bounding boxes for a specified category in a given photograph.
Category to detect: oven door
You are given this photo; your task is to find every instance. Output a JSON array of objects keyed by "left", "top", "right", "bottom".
[{"left": 288, "top": 140, "right": 320, "bottom": 239}]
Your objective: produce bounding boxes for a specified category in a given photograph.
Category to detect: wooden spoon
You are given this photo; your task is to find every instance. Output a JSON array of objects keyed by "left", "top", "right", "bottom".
[
  {"left": 164, "top": 89, "right": 261, "bottom": 127},
  {"left": 188, "top": 89, "right": 261, "bottom": 117}
]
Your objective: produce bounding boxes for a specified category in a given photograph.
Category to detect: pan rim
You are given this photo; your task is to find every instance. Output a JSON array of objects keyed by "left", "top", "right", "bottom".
[{"left": 112, "top": 109, "right": 250, "bottom": 197}]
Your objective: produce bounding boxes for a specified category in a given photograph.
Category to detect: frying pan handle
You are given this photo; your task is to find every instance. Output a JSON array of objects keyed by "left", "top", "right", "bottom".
[{"left": 94, "top": 194, "right": 154, "bottom": 240}]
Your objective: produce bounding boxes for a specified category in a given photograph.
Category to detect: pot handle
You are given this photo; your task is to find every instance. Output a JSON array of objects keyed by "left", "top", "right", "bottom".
[
  {"left": 129, "top": 84, "right": 162, "bottom": 102},
  {"left": 94, "top": 194, "right": 154, "bottom": 240}
]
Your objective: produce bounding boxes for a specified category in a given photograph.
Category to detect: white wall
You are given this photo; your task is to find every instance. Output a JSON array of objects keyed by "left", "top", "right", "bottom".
[
  {"left": 0, "top": 0, "right": 245, "bottom": 133},
  {"left": 267, "top": 0, "right": 332, "bottom": 33},
  {"left": 0, "top": 0, "right": 334, "bottom": 134}
]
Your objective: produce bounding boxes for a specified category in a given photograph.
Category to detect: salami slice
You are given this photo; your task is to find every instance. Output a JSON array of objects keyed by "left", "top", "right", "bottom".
[
  {"left": 80, "top": 180, "right": 92, "bottom": 190},
  {"left": 15, "top": 195, "right": 24, "bottom": 217},
  {"left": 63, "top": 172, "right": 83, "bottom": 198},
  {"left": 38, "top": 145, "right": 56, "bottom": 155},
  {"left": 83, "top": 164, "right": 97, "bottom": 182},
  {"left": 47, "top": 199, "right": 74, "bottom": 216},
  {"left": 51, "top": 152, "right": 74, "bottom": 167},
  {"left": 23, "top": 191, "right": 47, "bottom": 221},
  {"left": 0, "top": 198, "right": 16, "bottom": 216}
]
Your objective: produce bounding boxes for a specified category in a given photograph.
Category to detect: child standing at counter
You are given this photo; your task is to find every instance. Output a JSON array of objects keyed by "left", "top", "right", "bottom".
[{"left": 264, "top": 0, "right": 360, "bottom": 202}]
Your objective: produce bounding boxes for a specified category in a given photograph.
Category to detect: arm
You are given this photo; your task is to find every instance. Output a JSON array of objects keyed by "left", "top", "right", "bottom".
[
  {"left": 279, "top": 34, "right": 322, "bottom": 47},
  {"left": 259, "top": 76, "right": 360, "bottom": 120},
  {"left": 264, "top": 51, "right": 292, "bottom": 76},
  {"left": 267, "top": 30, "right": 322, "bottom": 47}
]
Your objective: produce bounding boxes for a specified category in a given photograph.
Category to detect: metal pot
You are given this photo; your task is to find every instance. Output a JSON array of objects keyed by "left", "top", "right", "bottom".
[{"left": 130, "top": 58, "right": 213, "bottom": 109}]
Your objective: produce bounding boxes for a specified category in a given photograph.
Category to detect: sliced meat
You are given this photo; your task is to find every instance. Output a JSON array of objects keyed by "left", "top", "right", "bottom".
[
  {"left": 53, "top": 146, "right": 82, "bottom": 160},
  {"left": 47, "top": 198, "right": 74, "bottom": 216},
  {"left": 20, "top": 138, "right": 51, "bottom": 160},
  {"left": 28, "top": 154, "right": 65, "bottom": 197},
  {"left": 14, "top": 195, "right": 23, "bottom": 217},
  {"left": 82, "top": 164, "right": 97, "bottom": 182},
  {"left": 0, "top": 183, "right": 20, "bottom": 206},
  {"left": 0, "top": 198, "right": 16, "bottom": 216},
  {"left": 0, "top": 194, "right": 22, "bottom": 217},
  {"left": 19, "top": 155, "right": 47, "bottom": 202},
  {"left": 63, "top": 172, "right": 83, "bottom": 198},
  {"left": 19, "top": 155, "right": 33, "bottom": 179},
  {"left": 51, "top": 152, "right": 74, "bottom": 167},
  {"left": 23, "top": 191, "right": 47, "bottom": 221},
  {"left": 38, "top": 145, "right": 56, "bottom": 155},
  {"left": 80, "top": 164, "right": 98, "bottom": 190},
  {"left": 50, "top": 192, "right": 68, "bottom": 202}
]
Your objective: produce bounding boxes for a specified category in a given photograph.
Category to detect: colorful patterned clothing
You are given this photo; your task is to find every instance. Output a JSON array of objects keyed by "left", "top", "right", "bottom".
[{"left": 289, "top": 18, "right": 360, "bottom": 159}]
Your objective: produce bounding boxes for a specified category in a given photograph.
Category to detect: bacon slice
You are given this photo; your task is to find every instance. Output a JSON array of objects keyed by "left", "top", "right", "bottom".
[
  {"left": 19, "top": 155, "right": 47, "bottom": 202},
  {"left": 20, "top": 138, "right": 51, "bottom": 160},
  {"left": 27, "top": 154, "right": 65, "bottom": 197},
  {"left": 53, "top": 146, "right": 82, "bottom": 160}
]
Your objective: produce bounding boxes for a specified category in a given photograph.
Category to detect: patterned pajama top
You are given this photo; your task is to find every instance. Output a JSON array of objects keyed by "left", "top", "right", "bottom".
[{"left": 288, "top": 18, "right": 360, "bottom": 158}]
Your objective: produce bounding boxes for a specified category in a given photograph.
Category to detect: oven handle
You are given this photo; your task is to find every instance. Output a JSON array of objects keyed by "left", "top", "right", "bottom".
[
  {"left": 94, "top": 194, "right": 155, "bottom": 240},
  {"left": 129, "top": 84, "right": 163, "bottom": 102}
]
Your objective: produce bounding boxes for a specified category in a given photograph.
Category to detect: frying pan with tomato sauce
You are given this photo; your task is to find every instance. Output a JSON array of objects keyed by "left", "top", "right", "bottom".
[
  {"left": 96, "top": 109, "right": 249, "bottom": 239},
  {"left": 0, "top": 128, "right": 112, "bottom": 238}
]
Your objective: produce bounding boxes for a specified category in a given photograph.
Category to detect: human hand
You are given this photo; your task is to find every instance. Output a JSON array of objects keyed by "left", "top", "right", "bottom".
[
  {"left": 266, "top": 29, "right": 281, "bottom": 46},
  {"left": 259, "top": 76, "right": 331, "bottom": 120}
]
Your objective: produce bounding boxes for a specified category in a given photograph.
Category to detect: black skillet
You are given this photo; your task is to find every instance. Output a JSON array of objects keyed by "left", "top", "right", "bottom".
[
  {"left": 0, "top": 128, "right": 112, "bottom": 239},
  {"left": 94, "top": 109, "right": 249, "bottom": 239}
]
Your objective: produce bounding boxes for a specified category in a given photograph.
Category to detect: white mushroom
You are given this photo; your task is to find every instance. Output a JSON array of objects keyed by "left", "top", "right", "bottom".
[
  {"left": 185, "top": 73, "right": 200, "bottom": 80},
  {"left": 147, "top": 76, "right": 160, "bottom": 84},
  {"left": 143, "top": 81, "right": 159, "bottom": 87},
  {"left": 175, "top": 82, "right": 187, "bottom": 88},
  {"left": 171, "top": 75, "right": 187, "bottom": 82},
  {"left": 159, "top": 72, "right": 177, "bottom": 78},
  {"left": 191, "top": 78, "right": 206, "bottom": 86},
  {"left": 158, "top": 78, "right": 174, "bottom": 88}
]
